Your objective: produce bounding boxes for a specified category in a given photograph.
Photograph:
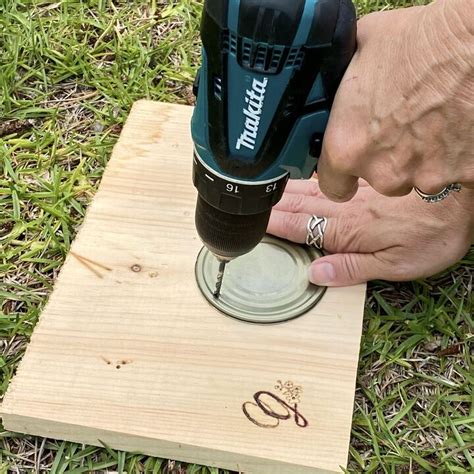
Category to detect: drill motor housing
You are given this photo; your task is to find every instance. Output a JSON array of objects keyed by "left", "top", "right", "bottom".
[{"left": 192, "top": 0, "right": 356, "bottom": 259}]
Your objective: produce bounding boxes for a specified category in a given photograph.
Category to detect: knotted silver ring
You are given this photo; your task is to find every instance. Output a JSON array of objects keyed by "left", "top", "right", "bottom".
[
  {"left": 414, "top": 183, "right": 462, "bottom": 203},
  {"left": 306, "top": 215, "right": 328, "bottom": 250}
]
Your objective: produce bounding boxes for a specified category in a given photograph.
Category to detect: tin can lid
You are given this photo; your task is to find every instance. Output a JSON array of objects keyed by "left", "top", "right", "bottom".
[{"left": 195, "top": 235, "right": 326, "bottom": 324}]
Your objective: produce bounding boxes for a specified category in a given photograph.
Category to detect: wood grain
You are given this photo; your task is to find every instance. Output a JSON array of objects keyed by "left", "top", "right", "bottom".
[{"left": 0, "top": 101, "right": 366, "bottom": 473}]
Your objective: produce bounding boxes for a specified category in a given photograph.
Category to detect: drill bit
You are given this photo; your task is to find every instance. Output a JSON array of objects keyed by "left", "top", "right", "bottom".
[{"left": 213, "top": 260, "right": 227, "bottom": 299}]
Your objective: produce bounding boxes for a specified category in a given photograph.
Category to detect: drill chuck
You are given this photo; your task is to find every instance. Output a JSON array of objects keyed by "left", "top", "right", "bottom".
[
  {"left": 195, "top": 196, "right": 271, "bottom": 260},
  {"left": 193, "top": 152, "right": 289, "bottom": 259}
]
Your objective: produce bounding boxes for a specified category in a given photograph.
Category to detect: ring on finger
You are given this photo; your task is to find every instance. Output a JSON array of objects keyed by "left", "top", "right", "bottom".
[
  {"left": 306, "top": 215, "right": 328, "bottom": 250},
  {"left": 414, "top": 183, "right": 462, "bottom": 203}
]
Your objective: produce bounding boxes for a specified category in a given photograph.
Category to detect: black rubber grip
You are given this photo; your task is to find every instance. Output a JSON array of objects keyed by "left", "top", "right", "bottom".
[{"left": 195, "top": 196, "right": 270, "bottom": 259}]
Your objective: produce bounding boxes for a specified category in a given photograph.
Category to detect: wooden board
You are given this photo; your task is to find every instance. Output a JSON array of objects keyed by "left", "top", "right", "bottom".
[{"left": 1, "top": 101, "right": 366, "bottom": 473}]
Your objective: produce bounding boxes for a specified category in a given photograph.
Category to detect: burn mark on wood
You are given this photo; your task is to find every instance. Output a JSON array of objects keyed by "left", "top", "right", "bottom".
[
  {"left": 274, "top": 379, "right": 303, "bottom": 404},
  {"left": 70, "top": 251, "right": 112, "bottom": 278},
  {"left": 102, "top": 357, "right": 133, "bottom": 367},
  {"left": 242, "top": 386, "right": 309, "bottom": 429}
]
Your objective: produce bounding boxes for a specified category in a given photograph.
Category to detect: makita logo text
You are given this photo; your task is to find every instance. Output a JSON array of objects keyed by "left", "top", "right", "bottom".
[{"left": 235, "top": 78, "right": 268, "bottom": 151}]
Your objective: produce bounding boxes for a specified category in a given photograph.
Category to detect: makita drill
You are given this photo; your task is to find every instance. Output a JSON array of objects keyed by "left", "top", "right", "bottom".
[{"left": 192, "top": 0, "right": 356, "bottom": 297}]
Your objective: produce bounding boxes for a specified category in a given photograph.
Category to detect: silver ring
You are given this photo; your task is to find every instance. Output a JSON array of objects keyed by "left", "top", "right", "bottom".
[
  {"left": 414, "top": 183, "right": 462, "bottom": 203},
  {"left": 306, "top": 216, "right": 328, "bottom": 250}
]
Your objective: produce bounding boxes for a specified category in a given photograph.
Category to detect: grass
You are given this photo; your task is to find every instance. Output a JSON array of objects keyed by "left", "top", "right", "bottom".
[{"left": 0, "top": 0, "right": 472, "bottom": 472}]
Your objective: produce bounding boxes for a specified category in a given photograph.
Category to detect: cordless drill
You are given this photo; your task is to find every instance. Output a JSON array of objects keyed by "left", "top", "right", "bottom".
[{"left": 192, "top": 0, "right": 356, "bottom": 297}]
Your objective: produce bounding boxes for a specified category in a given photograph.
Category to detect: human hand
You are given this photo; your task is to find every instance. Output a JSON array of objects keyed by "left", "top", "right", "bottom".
[
  {"left": 317, "top": 0, "right": 474, "bottom": 202},
  {"left": 267, "top": 180, "right": 474, "bottom": 286}
]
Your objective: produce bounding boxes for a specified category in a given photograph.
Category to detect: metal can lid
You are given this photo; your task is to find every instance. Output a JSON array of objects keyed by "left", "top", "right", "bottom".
[{"left": 195, "top": 235, "right": 326, "bottom": 324}]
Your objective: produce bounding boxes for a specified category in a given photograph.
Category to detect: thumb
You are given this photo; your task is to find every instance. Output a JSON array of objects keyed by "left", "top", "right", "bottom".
[{"left": 309, "top": 253, "right": 383, "bottom": 287}]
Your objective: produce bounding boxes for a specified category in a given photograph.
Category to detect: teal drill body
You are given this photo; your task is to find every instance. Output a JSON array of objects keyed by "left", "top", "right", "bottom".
[{"left": 192, "top": 0, "right": 357, "bottom": 261}]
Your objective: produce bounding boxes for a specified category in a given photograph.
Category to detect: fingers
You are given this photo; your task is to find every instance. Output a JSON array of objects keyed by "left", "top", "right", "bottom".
[
  {"left": 318, "top": 158, "right": 359, "bottom": 202},
  {"left": 317, "top": 138, "right": 360, "bottom": 202},
  {"left": 269, "top": 207, "right": 403, "bottom": 286},
  {"left": 308, "top": 253, "right": 388, "bottom": 286},
  {"left": 284, "top": 179, "right": 324, "bottom": 196},
  {"left": 360, "top": 159, "right": 414, "bottom": 197},
  {"left": 284, "top": 178, "right": 369, "bottom": 199},
  {"left": 267, "top": 210, "right": 372, "bottom": 253},
  {"left": 412, "top": 177, "right": 460, "bottom": 195},
  {"left": 268, "top": 210, "right": 392, "bottom": 286},
  {"left": 267, "top": 210, "right": 308, "bottom": 244},
  {"left": 273, "top": 193, "right": 341, "bottom": 216},
  {"left": 268, "top": 210, "right": 368, "bottom": 254}
]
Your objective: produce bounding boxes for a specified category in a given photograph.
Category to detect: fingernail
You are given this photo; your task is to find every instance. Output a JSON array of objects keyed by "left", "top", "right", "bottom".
[{"left": 309, "top": 262, "right": 336, "bottom": 285}]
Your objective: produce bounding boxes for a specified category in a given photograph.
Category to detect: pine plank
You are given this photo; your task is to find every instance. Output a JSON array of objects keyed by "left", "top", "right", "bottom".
[{"left": 0, "top": 101, "right": 366, "bottom": 473}]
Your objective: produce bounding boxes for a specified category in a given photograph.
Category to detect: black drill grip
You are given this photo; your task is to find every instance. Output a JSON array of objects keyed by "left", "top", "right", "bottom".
[{"left": 195, "top": 196, "right": 271, "bottom": 259}]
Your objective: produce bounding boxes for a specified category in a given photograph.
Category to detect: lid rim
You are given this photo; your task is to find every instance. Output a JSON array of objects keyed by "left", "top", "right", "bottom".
[{"left": 195, "top": 235, "right": 327, "bottom": 325}]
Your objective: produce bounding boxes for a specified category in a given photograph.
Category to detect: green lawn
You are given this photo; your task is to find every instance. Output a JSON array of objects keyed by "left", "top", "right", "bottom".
[{"left": 0, "top": 1, "right": 472, "bottom": 472}]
